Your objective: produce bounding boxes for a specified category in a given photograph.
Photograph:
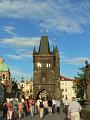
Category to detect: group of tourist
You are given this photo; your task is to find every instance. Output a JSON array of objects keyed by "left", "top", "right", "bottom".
[
  {"left": 2, "top": 96, "right": 61, "bottom": 120},
  {"left": 1, "top": 96, "right": 82, "bottom": 120}
]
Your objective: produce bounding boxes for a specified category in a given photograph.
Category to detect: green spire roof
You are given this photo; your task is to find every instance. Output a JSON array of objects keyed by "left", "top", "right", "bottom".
[{"left": 0, "top": 58, "right": 10, "bottom": 72}]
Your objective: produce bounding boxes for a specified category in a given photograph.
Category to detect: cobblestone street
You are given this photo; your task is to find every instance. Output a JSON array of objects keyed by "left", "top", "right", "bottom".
[
  {"left": 0, "top": 110, "right": 83, "bottom": 120},
  {"left": 23, "top": 112, "right": 66, "bottom": 120},
  {"left": 24, "top": 112, "right": 84, "bottom": 120}
]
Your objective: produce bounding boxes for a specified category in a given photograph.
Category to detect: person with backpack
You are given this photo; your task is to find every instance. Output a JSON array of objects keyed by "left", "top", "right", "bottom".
[
  {"left": 2, "top": 100, "right": 8, "bottom": 119},
  {"left": 18, "top": 99, "right": 24, "bottom": 119},
  {"left": 39, "top": 100, "right": 44, "bottom": 119},
  {"left": 29, "top": 98, "right": 35, "bottom": 117},
  {"left": 6, "top": 99, "right": 13, "bottom": 120},
  {"left": 48, "top": 98, "right": 52, "bottom": 115}
]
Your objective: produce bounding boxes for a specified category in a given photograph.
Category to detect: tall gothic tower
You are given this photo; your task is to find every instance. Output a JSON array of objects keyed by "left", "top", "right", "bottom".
[{"left": 33, "top": 36, "right": 61, "bottom": 100}]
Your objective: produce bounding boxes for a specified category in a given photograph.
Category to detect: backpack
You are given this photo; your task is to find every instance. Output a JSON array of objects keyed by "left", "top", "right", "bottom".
[
  {"left": 39, "top": 101, "right": 43, "bottom": 108},
  {"left": 31, "top": 100, "right": 34, "bottom": 106},
  {"left": 3, "top": 104, "right": 8, "bottom": 111}
]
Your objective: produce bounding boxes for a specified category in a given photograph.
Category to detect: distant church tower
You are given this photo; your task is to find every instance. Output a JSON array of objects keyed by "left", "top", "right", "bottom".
[{"left": 33, "top": 36, "right": 61, "bottom": 100}]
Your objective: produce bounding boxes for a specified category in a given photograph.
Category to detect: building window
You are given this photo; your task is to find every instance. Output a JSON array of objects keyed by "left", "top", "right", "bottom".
[
  {"left": 0, "top": 76, "right": 2, "bottom": 80},
  {"left": 65, "top": 83, "right": 67, "bottom": 86},
  {"left": 65, "top": 88, "right": 67, "bottom": 92},
  {"left": 3, "top": 74, "right": 5, "bottom": 79},
  {"left": 62, "top": 95, "right": 64, "bottom": 98},
  {"left": 26, "top": 90, "right": 29, "bottom": 93},
  {"left": 30, "top": 89, "right": 32, "bottom": 93},
  {"left": 62, "top": 83, "right": 64, "bottom": 86}
]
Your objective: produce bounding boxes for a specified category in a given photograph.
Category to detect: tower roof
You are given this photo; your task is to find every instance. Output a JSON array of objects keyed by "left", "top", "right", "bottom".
[
  {"left": 39, "top": 36, "right": 50, "bottom": 54},
  {"left": 0, "top": 57, "right": 10, "bottom": 72}
]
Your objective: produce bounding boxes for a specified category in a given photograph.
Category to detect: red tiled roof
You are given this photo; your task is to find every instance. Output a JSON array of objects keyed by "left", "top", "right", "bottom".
[{"left": 60, "top": 75, "right": 75, "bottom": 81}]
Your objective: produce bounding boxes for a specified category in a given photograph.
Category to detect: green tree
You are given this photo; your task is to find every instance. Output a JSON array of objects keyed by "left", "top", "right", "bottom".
[{"left": 73, "top": 67, "right": 87, "bottom": 106}]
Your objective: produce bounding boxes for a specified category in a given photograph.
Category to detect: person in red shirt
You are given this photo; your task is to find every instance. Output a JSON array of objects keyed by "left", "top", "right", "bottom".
[{"left": 6, "top": 99, "right": 13, "bottom": 120}]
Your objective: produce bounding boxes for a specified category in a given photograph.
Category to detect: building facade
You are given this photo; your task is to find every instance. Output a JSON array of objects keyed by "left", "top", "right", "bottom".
[
  {"left": 60, "top": 76, "right": 76, "bottom": 103},
  {"left": 33, "top": 36, "right": 61, "bottom": 100},
  {"left": 20, "top": 79, "right": 33, "bottom": 99}
]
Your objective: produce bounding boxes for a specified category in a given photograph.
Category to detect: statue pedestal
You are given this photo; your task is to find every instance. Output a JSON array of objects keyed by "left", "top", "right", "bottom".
[
  {"left": 86, "top": 84, "right": 90, "bottom": 109},
  {"left": 82, "top": 84, "right": 90, "bottom": 120}
]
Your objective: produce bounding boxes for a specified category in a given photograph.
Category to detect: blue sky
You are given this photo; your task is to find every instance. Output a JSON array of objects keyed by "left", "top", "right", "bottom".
[{"left": 0, "top": 0, "right": 90, "bottom": 81}]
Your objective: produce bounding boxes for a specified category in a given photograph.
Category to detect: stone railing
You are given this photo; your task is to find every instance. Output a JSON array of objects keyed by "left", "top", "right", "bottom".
[{"left": 81, "top": 108, "right": 90, "bottom": 120}]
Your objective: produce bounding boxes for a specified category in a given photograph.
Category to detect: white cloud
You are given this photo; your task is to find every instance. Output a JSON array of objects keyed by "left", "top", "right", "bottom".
[
  {"left": 6, "top": 51, "right": 33, "bottom": 60},
  {"left": 1, "top": 37, "right": 40, "bottom": 47},
  {"left": 11, "top": 68, "right": 31, "bottom": 82},
  {"left": 61, "top": 57, "right": 90, "bottom": 65},
  {"left": 6, "top": 54, "right": 23, "bottom": 60},
  {"left": 0, "top": 0, "right": 90, "bottom": 33},
  {"left": 3, "top": 25, "right": 15, "bottom": 35}
]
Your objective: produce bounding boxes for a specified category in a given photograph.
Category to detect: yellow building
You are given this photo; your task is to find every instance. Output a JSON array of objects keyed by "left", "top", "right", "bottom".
[{"left": 60, "top": 76, "right": 76, "bottom": 103}]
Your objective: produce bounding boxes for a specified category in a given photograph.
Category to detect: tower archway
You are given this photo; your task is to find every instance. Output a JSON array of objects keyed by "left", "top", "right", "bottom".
[{"left": 36, "top": 89, "right": 51, "bottom": 100}]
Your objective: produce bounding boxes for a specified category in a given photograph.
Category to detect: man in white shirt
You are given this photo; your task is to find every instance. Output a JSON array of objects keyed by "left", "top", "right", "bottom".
[
  {"left": 56, "top": 99, "right": 61, "bottom": 113},
  {"left": 64, "top": 98, "right": 69, "bottom": 115},
  {"left": 68, "top": 97, "right": 82, "bottom": 120}
]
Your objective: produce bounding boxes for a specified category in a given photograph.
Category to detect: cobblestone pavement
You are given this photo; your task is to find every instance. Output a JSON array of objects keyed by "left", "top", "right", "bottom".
[
  {"left": 23, "top": 112, "right": 83, "bottom": 120},
  {"left": 0, "top": 111, "right": 83, "bottom": 120},
  {"left": 23, "top": 112, "right": 66, "bottom": 120}
]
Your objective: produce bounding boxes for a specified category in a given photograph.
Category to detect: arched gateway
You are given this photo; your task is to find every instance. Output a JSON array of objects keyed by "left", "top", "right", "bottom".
[{"left": 33, "top": 36, "right": 62, "bottom": 100}]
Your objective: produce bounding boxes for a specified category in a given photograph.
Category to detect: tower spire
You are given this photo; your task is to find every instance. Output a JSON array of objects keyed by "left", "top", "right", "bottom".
[{"left": 39, "top": 36, "right": 50, "bottom": 53}]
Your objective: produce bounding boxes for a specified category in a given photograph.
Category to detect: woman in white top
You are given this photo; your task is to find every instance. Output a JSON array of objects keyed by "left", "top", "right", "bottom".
[{"left": 68, "top": 97, "right": 82, "bottom": 120}]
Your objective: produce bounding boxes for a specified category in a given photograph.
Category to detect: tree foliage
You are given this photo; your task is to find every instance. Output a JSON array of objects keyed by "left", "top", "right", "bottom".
[{"left": 73, "top": 67, "right": 87, "bottom": 106}]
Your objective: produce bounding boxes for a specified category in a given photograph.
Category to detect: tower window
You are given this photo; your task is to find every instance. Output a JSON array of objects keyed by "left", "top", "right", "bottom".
[
  {"left": 37, "top": 63, "right": 41, "bottom": 68},
  {"left": 49, "top": 63, "right": 50, "bottom": 67},
  {"left": 46, "top": 63, "right": 50, "bottom": 68}
]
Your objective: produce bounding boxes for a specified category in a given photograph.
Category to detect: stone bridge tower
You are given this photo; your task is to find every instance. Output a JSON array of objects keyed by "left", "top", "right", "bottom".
[{"left": 33, "top": 36, "right": 61, "bottom": 100}]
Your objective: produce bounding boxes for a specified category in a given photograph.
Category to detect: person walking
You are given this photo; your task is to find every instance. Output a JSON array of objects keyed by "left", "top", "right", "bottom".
[
  {"left": 64, "top": 97, "right": 69, "bottom": 115},
  {"left": 29, "top": 98, "right": 35, "bottom": 117},
  {"left": 6, "top": 99, "right": 13, "bottom": 120},
  {"left": 18, "top": 99, "right": 24, "bottom": 119},
  {"left": 39, "top": 100, "right": 44, "bottom": 119},
  {"left": 44, "top": 99, "right": 48, "bottom": 115},
  {"left": 52, "top": 98, "right": 56, "bottom": 113},
  {"left": 48, "top": 98, "right": 52, "bottom": 115},
  {"left": 2, "top": 100, "right": 8, "bottom": 119},
  {"left": 68, "top": 97, "right": 82, "bottom": 120},
  {"left": 56, "top": 99, "right": 61, "bottom": 113}
]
